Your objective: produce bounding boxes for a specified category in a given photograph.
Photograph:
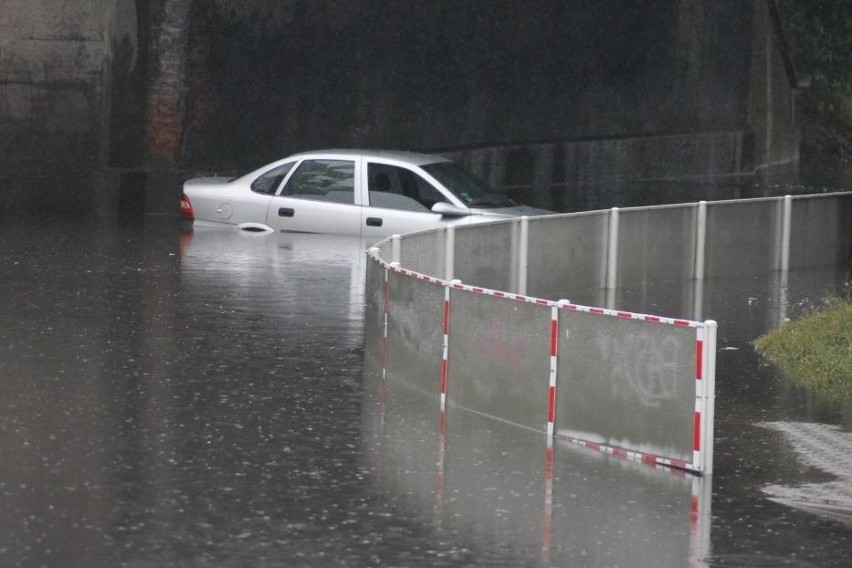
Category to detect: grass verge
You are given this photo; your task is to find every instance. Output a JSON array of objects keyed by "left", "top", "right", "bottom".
[{"left": 754, "top": 297, "right": 852, "bottom": 399}]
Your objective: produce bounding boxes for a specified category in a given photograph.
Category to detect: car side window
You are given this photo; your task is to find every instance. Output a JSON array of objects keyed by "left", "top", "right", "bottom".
[
  {"left": 368, "top": 163, "right": 444, "bottom": 212},
  {"left": 251, "top": 162, "right": 295, "bottom": 195},
  {"left": 282, "top": 159, "right": 355, "bottom": 205}
]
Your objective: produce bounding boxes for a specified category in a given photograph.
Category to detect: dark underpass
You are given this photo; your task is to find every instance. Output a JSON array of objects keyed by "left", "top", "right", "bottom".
[
  {"left": 1, "top": 1, "right": 811, "bottom": 219},
  {"left": 2, "top": 1, "right": 851, "bottom": 566}
]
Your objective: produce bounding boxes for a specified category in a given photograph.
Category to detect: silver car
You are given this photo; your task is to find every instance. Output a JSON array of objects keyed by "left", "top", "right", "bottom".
[{"left": 181, "top": 149, "right": 551, "bottom": 239}]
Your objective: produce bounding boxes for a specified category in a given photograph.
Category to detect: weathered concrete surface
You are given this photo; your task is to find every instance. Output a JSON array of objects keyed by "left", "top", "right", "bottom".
[
  {"left": 0, "top": 0, "right": 137, "bottom": 216},
  {"left": 0, "top": 0, "right": 803, "bottom": 216}
]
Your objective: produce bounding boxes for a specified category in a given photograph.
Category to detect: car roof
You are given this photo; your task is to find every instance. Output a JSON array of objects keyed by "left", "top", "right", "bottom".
[{"left": 285, "top": 149, "right": 452, "bottom": 167}]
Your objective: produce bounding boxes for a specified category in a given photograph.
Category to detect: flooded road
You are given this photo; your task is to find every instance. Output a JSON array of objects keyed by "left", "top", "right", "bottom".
[{"left": 0, "top": 218, "right": 850, "bottom": 567}]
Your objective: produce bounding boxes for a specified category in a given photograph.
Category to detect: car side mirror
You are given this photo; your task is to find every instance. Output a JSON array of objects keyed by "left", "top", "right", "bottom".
[{"left": 431, "top": 201, "right": 469, "bottom": 217}]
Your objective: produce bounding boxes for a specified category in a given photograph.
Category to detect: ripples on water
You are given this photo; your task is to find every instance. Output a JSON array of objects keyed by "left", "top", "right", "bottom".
[{"left": 0, "top": 219, "right": 850, "bottom": 567}]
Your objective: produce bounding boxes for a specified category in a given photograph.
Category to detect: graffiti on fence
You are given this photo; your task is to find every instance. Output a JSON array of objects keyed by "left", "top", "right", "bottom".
[{"left": 567, "top": 326, "right": 684, "bottom": 409}]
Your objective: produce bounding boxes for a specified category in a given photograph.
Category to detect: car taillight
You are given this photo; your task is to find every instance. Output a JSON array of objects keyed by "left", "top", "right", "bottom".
[{"left": 180, "top": 194, "right": 194, "bottom": 220}]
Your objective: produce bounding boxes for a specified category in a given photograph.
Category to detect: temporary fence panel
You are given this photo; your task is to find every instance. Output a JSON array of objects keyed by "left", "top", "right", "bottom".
[
  {"left": 526, "top": 213, "right": 609, "bottom": 301},
  {"left": 704, "top": 199, "right": 781, "bottom": 277},
  {"left": 372, "top": 238, "right": 394, "bottom": 263},
  {"left": 384, "top": 267, "right": 445, "bottom": 398},
  {"left": 399, "top": 229, "right": 446, "bottom": 277},
  {"left": 446, "top": 286, "right": 553, "bottom": 432},
  {"left": 364, "top": 192, "right": 852, "bottom": 476},
  {"left": 614, "top": 279, "right": 699, "bottom": 323},
  {"left": 555, "top": 308, "right": 698, "bottom": 466},
  {"left": 616, "top": 206, "right": 697, "bottom": 286},
  {"left": 789, "top": 194, "right": 852, "bottom": 269},
  {"left": 453, "top": 221, "right": 516, "bottom": 292}
]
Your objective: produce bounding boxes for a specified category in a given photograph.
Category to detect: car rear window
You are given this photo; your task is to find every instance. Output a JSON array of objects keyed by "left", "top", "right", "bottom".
[{"left": 251, "top": 162, "right": 295, "bottom": 195}]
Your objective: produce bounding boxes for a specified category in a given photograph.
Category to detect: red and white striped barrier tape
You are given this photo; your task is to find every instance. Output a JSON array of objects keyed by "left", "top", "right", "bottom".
[{"left": 369, "top": 250, "right": 712, "bottom": 474}]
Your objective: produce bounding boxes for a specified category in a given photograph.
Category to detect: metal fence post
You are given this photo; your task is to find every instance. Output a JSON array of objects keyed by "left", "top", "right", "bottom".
[
  {"left": 779, "top": 195, "right": 792, "bottom": 271},
  {"left": 518, "top": 216, "right": 529, "bottom": 296},
  {"left": 694, "top": 319, "right": 718, "bottom": 475},
  {"left": 703, "top": 320, "right": 718, "bottom": 475},
  {"left": 695, "top": 201, "right": 707, "bottom": 281},
  {"left": 692, "top": 201, "right": 708, "bottom": 320},
  {"left": 444, "top": 226, "right": 455, "bottom": 281},
  {"left": 391, "top": 234, "right": 401, "bottom": 264},
  {"left": 606, "top": 207, "right": 619, "bottom": 290},
  {"left": 547, "top": 304, "right": 559, "bottom": 437},
  {"left": 510, "top": 219, "right": 519, "bottom": 294}
]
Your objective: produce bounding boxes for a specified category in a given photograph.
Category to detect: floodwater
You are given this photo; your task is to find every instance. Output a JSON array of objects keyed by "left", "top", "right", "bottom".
[{"left": 0, "top": 218, "right": 850, "bottom": 567}]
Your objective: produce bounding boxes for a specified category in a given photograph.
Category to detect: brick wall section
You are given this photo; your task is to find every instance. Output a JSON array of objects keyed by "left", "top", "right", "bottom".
[
  {"left": 179, "top": 0, "right": 213, "bottom": 165},
  {"left": 146, "top": 0, "right": 191, "bottom": 163}
]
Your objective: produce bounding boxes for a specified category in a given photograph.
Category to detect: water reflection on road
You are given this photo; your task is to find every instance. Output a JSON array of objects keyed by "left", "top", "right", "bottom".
[
  {"left": 361, "top": 376, "right": 707, "bottom": 567},
  {"left": 0, "top": 219, "right": 849, "bottom": 567}
]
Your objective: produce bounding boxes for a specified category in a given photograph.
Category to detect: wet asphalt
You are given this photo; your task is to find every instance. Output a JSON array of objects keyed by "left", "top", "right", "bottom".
[{"left": 0, "top": 217, "right": 850, "bottom": 567}]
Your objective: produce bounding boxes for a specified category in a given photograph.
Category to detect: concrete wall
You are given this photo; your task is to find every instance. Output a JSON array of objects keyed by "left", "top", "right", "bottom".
[
  {"left": 175, "top": 0, "right": 801, "bottom": 211},
  {"left": 444, "top": 131, "right": 753, "bottom": 212},
  {"left": 184, "top": 1, "right": 756, "bottom": 166},
  {"left": 748, "top": 0, "right": 802, "bottom": 184},
  {"left": 438, "top": 1, "right": 799, "bottom": 209},
  {"left": 0, "top": 0, "right": 802, "bottom": 216},
  {"left": 0, "top": 0, "right": 138, "bottom": 215}
]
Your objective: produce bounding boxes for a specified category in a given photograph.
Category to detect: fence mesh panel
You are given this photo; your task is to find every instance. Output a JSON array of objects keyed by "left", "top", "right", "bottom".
[
  {"left": 400, "top": 230, "right": 446, "bottom": 277},
  {"left": 447, "top": 289, "right": 552, "bottom": 432},
  {"left": 385, "top": 270, "right": 445, "bottom": 398},
  {"left": 527, "top": 214, "right": 609, "bottom": 301},
  {"left": 556, "top": 310, "right": 696, "bottom": 463},
  {"left": 453, "top": 222, "right": 516, "bottom": 291},
  {"left": 705, "top": 200, "right": 780, "bottom": 277},
  {"left": 790, "top": 194, "right": 852, "bottom": 269},
  {"left": 617, "top": 206, "right": 697, "bottom": 285}
]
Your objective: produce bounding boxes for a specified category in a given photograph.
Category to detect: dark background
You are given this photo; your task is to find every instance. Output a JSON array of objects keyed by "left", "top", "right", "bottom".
[{"left": 0, "top": 1, "right": 810, "bottom": 217}]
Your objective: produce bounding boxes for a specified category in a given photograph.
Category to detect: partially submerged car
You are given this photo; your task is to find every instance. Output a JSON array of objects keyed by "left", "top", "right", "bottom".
[{"left": 180, "top": 149, "right": 551, "bottom": 239}]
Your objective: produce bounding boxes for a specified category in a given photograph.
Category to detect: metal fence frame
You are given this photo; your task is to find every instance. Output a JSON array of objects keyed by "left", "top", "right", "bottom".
[{"left": 367, "top": 192, "right": 852, "bottom": 476}]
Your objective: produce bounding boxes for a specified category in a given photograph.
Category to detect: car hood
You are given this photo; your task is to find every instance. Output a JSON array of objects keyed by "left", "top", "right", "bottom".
[{"left": 470, "top": 204, "right": 554, "bottom": 218}]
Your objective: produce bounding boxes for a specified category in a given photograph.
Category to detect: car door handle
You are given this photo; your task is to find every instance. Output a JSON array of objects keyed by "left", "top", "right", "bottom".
[
  {"left": 366, "top": 217, "right": 383, "bottom": 227},
  {"left": 278, "top": 207, "right": 295, "bottom": 217}
]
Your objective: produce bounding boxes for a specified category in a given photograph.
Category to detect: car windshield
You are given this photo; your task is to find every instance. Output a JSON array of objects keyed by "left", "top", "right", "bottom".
[{"left": 421, "top": 162, "right": 513, "bottom": 207}]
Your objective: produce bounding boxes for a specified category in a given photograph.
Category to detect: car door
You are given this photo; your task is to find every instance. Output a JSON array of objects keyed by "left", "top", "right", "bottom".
[
  {"left": 361, "top": 161, "right": 455, "bottom": 241},
  {"left": 265, "top": 158, "right": 362, "bottom": 235}
]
